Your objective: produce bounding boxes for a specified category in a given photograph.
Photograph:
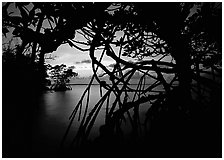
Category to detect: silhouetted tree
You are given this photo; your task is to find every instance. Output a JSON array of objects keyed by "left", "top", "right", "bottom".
[
  {"left": 48, "top": 64, "right": 78, "bottom": 91},
  {"left": 60, "top": 2, "right": 221, "bottom": 157}
]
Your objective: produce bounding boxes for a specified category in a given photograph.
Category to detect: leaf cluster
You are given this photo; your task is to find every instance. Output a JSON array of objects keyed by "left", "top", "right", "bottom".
[{"left": 48, "top": 64, "right": 78, "bottom": 84}]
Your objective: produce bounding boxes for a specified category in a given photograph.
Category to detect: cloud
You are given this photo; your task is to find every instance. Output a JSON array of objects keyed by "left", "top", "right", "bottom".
[
  {"left": 108, "top": 63, "right": 116, "bottom": 68},
  {"left": 75, "top": 59, "right": 92, "bottom": 64},
  {"left": 107, "top": 63, "right": 125, "bottom": 68},
  {"left": 68, "top": 66, "right": 76, "bottom": 69},
  {"left": 81, "top": 59, "right": 91, "bottom": 63}
]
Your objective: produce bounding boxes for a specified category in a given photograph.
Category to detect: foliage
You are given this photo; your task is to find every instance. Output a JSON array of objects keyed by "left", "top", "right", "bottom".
[
  {"left": 48, "top": 64, "right": 78, "bottom": 91},
  {"left": 59, "top": 3, "right": 221, "bottom": 151},
  {"left": 3, "top": 2, "right": 221, "bottom": 156}
]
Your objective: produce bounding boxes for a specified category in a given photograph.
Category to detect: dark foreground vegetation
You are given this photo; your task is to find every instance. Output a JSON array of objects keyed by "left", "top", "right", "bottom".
[{"left": 2, "top": 2, "right": 222, "bottom": 158}]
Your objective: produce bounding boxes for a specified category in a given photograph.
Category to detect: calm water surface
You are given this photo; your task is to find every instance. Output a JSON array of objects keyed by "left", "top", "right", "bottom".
[{"left": 32, "top": 85, "right": 153, "bottom": 154}]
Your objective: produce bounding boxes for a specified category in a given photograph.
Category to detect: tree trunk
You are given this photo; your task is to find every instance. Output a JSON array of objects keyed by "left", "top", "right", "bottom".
[
  {"left": 38, "top": 51, "right": 46, "bottom": 90},
  {"left": 171, "top": 35, "right": 192, "bottom": 107},
  {"left": 31, "top": 15, "right": 44, "bottom": 64}
]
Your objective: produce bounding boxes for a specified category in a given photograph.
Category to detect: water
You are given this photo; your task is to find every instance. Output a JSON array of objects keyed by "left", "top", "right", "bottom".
[{"left": 32, "top": 84, "right": 156, "bottom": 155}]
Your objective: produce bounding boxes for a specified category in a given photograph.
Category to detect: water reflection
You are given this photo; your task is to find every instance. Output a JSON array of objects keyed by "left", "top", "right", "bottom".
[{"left": 32, "top": 85, "right": 151, "bottom": 155}]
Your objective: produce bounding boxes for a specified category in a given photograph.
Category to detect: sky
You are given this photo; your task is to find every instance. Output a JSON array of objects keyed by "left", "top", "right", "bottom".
[
  {"left": 45, "top": 40, "right": 115, "bottom": 77},
  {"left": 45, "top": 30, "right": 137, "bottom": 77},
  {"left": 45, "top": 43, "right": 94, "bottom": 77}
]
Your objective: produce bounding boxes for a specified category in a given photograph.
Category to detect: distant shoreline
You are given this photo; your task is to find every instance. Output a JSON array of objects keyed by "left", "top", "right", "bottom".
[
  {"left": 69, "top": 83, "right": 98, "bottom": 85},
  {"left": 69, "top": 83, "right": 154, "bottom": 85}
]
